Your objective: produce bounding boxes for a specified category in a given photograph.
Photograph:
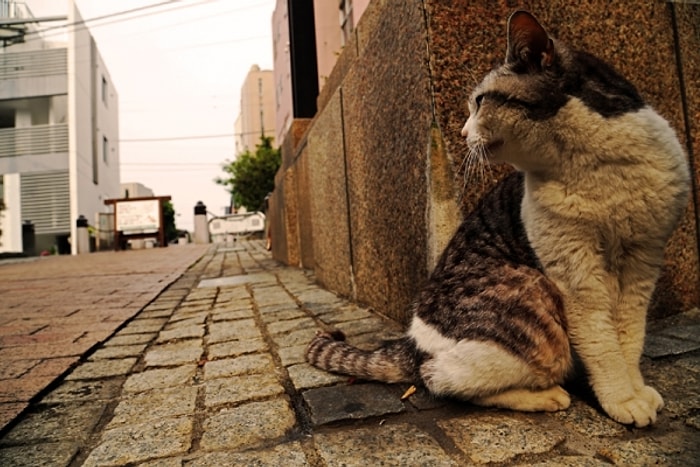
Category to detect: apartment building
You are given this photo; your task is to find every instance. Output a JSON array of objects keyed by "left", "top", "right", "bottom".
[
  {"left": 234, "top": 64, "right": 275, "bottom": 156},
  {"left": 315, "top": 0, "right": 370, "bottom": 85},
  {"left": 272, "top": 0, "right": 370, "bottom": 147},
  {"left": 0, "top": 1, "right": 119, "bottom": 255}
]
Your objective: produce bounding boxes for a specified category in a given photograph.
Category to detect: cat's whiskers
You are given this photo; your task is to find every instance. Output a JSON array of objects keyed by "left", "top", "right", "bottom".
[
  {"left": 461, "top": 140, "right": 492, "bottom": 195},
  {"left": 481, "top": 144, "right": 495, "bottom": 184},
  {"left": 457, "top": 149, "right": 475, "bottom": 203}
]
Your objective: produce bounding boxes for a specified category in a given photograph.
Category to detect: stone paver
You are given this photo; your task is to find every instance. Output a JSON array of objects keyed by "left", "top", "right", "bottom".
[
  {"left": 0, "top": 239, "right": 698, "bottom": 466},
  {"left": 303, "top": 383, "right": 406, "bottom": 425},
  {"left": 82, "top": 416, "right": 192, "bottom": 466},
  {"left": 440, "top": 413, "right": 566, "bottom": 464},
  {"left": 107, "top": 386, "right": 198, "bottom": 428},
  {"left": 189, "top": 442, "right": 308, "bottom": 467},
  {"left": 0, "top": 401, "right": 105, "bottom": 444},
  {"left": 199, "top": 398, "right": 296, "bottom": 451},
  {"left": 207, "top": 337, "right": 268, "bottom": 359},
  {"left": 204, "top": 373, "right": 286, "bottom": 407},
  {"left": 203, "top": 353, "right": 274, "bottom": 379},
  {"left": 122, "top": 365, "right": 197, "bottom": 393},
  {"left": 143, "top": 340, "right": 203, "bottom": 367},
  {"left": 314, "top": 423, "right": 458, "bottom": 466}
]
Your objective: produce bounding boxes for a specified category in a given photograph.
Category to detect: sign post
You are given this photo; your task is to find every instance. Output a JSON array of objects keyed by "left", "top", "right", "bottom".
[{"left": 104, "top": 196, "right": 171, "bottom": 250}]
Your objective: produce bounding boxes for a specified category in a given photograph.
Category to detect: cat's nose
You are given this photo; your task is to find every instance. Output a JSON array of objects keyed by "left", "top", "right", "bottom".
[{"left": 461, "top": 122, "right": 468, "bottom": 138}]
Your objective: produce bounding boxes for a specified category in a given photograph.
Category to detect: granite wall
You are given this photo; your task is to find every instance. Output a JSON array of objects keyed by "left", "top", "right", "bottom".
[{"left": 269, "top": 0, "right": 700, "bottom": 323}]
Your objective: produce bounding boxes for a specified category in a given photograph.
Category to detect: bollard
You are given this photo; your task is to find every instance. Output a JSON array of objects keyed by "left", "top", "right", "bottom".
[
  {"left": 193, "top": 201, "right": 210, "bottom": 244},
  {"left": 76, "top": 215, "right": 90, "bottom": 254},
  {"left": 22, "top": 220, "right": 36, "bottom": 256}
]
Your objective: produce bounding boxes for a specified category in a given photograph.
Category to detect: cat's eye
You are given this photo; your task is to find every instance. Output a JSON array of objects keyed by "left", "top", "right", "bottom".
[{"left": 475, "top": 94, "right": 484, "bottom": 110}]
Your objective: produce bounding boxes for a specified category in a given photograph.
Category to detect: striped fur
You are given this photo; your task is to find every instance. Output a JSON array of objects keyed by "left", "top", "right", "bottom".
[
  {"left": 306, "top": 11, "right": 689, "bottom": 425},
  {"left": 306, "top": 332, "right": 421, "bottom": 384}
]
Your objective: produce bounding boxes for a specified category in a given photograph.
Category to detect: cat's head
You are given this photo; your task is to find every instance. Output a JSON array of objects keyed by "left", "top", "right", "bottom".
[{"left": 461, "top": 11, "right": 644, "bottom": 173}]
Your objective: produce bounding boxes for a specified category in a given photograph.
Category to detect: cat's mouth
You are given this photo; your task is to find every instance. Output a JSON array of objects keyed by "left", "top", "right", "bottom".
[{"left": 486, "top": 140, "right": 504, "bottom": 154}]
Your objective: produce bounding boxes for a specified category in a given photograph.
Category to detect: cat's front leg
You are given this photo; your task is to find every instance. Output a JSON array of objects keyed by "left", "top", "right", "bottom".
[
  {"left": 565, "top": 286, "right": 659, "bottom": 427},
  {"left": 614, "top": 252, "right": 666, "bottom": 414},
  {"left": 523, "top": 191, "right": 660, "bottom": 426},
  {"left": 538, "top": 248, "right": 658, "bottom": 425}
]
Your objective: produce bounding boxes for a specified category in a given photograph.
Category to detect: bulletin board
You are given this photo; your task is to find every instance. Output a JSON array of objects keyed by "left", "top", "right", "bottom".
[{"left": 104, "top": 196, "right": 171, "bottom": 250}]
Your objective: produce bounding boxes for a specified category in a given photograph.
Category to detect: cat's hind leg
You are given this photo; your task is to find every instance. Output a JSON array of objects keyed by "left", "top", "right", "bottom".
[
  {"left": 419, "top": 340, "right": 570, "bottom": 412},
  {"left": 472, "top": 385, "right": 570, "bottom": 412}
]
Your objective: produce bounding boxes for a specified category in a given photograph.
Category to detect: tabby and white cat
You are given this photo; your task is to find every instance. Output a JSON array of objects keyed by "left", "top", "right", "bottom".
[{"left": 306, "top": 10, "right": 689, "bottom": 427}]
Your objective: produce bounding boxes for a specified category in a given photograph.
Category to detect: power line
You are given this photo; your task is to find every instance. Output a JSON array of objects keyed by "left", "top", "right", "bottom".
[
  {"left": 20, "top": 1, "right": 186, "bottom": 40},
  {"left": 118, "top": 2, "right": 271, "bottom": 41},
  {"left": 121, "top": 162, "right": 221, "bottom": 166},
  {"left": 162, "top": 34, "right": 269, "bottom": 53},
  {"left": 120, "top": 130, "right": 267, "bottom": 142},
  {"left": 25, "top": 1, "right": 217, "bottom": 39},
  {"left": 120, "top": 167, "right": 217, "bottom": 172},
  {"left": 121, "top": 133, "right": 231, "bottom": 142},
  {"left": 18, "top": 0, "right": 270, "bottom": 43}
]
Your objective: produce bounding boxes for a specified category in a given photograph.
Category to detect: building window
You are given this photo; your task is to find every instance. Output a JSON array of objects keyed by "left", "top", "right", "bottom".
[
  {"left": 103, "top": 136, "right": 108, "bottom": 164},
  {"left": 258, "top": 77, "right": 265, "bottom": 136},
  {"left": 92, "top": 147, "right": 98, "bottom": 184},
  {"left": 101, "top": 76, "right": 108, "bottom": 105},
  {"left": 339, "top": 0, "right": 354, "bottom": 46}
]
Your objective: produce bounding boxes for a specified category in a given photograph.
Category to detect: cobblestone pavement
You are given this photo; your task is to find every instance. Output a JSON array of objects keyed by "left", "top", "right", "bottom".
[{"left": 0, "top": 240, "right": 699, "bottom": 466}]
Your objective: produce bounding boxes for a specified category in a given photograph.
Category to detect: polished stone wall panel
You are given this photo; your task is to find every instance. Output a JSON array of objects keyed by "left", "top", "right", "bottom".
[
  {"left": 341, "top": 0, "right": 433, "bottom": 322},
  {"left": 269, "top": 169, "right": 289, "bottom": 264},
  {"left": 294, "top": 143, "right": 314, "bottom": 270},
  {"left": 306, "top": 91, "right": 354, "bottom": 297},
  {"left": 271, "top": 120, "right": 311, "bottom": 266}
]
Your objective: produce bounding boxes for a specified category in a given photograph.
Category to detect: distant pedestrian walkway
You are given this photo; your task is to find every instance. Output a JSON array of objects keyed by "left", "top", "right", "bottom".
[
  {"left": 0, "top": 244, "right": 209, "bottom": 431},
  {"left": 0, "top": 240, "right": 699, "bottom": 466}
]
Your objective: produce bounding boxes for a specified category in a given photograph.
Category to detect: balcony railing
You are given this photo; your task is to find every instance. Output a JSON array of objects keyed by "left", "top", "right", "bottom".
[
  {"left": 0, "top": 48, "right": 67, "bottom": 80},
  {"left": 0, "top": 123, "right": 68, "bottom": 158}
]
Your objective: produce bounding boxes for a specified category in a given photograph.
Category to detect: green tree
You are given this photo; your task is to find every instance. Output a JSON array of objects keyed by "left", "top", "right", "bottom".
[
  {"left": 162, "top": 200, "right": 178, "bottom": 243},
  {"left": 216, "top": 136, "right": 280, "bottom": 211}
]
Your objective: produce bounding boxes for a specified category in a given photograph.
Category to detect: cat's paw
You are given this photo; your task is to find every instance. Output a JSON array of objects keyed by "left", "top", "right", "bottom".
[
  {"left": 540, "top": 385, "right": 572, "bottom": 412},
  {"left": 601, "top": 395, "right": 657, "bottom": 428},
  {"left": 638, "top": 385, "right": 664, "bottom": 413},
  {"left": 472, "top": 385, "right": 570, "bottom": 412}
]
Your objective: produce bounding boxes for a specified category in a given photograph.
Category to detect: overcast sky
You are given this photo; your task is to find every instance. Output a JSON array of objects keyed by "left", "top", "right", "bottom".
[{"left": 24, "top": 0, "right": 276, "bottom": 231}]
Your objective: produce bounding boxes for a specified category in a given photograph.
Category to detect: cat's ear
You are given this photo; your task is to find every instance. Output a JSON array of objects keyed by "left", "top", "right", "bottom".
[{"left": 506, "top": 11, "right": 554, "bottom": 72}]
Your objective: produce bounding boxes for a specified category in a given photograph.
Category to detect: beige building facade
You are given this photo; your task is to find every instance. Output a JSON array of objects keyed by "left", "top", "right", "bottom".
[
  {"left": 314, "top": 0, "right": 370, "bottom": 87},
  {"left": 235, "top": 65, "right": 276, "bottom": 155}
]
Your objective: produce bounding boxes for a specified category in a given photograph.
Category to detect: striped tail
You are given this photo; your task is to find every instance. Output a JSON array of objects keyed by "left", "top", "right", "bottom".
[{"left": 305, "top": 330, "right": 421, "bottom": 384}]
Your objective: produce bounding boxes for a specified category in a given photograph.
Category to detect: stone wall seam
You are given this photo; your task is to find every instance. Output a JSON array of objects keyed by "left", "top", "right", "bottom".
[{"left": 339, "top": 86, "right": 358, "bottom": 301}]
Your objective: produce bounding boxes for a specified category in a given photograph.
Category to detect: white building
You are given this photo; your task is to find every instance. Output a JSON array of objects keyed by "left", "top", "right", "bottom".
[
  {"left": 120, "top": 182, "right": 154, "bottom": 199},
  {"left": 0, "top": 0, "right": 119, "bottom": 255}
]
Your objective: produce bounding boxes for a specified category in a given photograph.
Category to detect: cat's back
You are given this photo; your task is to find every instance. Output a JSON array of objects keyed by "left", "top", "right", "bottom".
[
  {"left": 412, "top": 172, "right": 569, "bottom": 375},
  {"left": 434, "top": 171, "right": 538, "bottom": 275}
]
